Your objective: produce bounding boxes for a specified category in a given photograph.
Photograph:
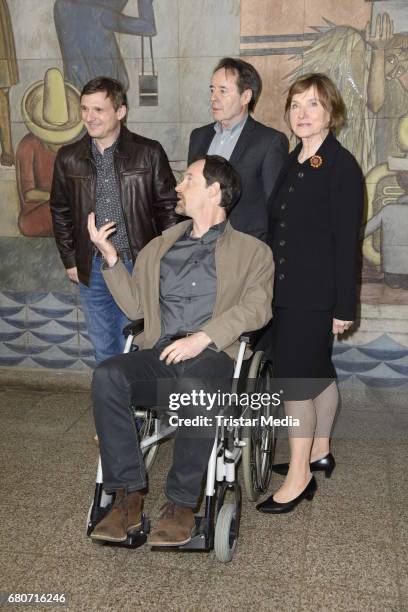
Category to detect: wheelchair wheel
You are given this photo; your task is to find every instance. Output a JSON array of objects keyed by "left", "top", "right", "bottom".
[
  {"left": 214, "top": 503, "right": 238, "bottom": 562},
  {"left": 134, "top": 409, "right": 159, "bottom": 472},
  {"left": 242, "top": 351, "right": 275, "bottom": 501}
]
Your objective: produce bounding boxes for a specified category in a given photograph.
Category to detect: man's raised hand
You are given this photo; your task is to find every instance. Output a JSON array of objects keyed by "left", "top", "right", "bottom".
[{"left": 87, "top": 212, "right": 118, "bottom": 267}]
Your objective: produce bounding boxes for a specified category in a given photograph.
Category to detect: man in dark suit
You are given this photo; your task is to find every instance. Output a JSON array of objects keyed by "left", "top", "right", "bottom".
[{"left": 188, "top": 57, "right": 288, "bottom": 240}]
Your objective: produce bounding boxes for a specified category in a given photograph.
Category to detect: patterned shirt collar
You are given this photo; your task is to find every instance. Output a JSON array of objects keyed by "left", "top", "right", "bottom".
[{"left": 92, "top": 138, "right": 118, "bottom": 158}]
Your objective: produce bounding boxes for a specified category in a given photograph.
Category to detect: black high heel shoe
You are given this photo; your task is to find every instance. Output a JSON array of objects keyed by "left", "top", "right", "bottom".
[
  {"left": 256, "top": 476, "right": 317, "bottom": 514},
  {"left": 272, "top": 453, "right": 335, "bottom": 478}
]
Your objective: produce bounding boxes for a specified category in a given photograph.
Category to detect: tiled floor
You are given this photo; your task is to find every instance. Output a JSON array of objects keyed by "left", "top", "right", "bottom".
[{"left": 0, "top": 368, "right": 407, "bottom": 612}]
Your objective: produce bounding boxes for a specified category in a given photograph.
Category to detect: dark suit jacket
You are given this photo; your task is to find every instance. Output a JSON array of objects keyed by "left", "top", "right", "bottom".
[
  {"left": 268, "top": 131, "right": 364, "bottom": 321},
  {"left": 188, "top": 116, "right": 288, "bottom": 240}
]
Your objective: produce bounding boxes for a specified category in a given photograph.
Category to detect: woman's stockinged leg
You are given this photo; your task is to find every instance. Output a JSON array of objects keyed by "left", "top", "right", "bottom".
[
  {"left": 310, "top": 381, "right": 338, "bottom": 462},
  {"left": 273, "top": 399, "right": 316, "bottom": 503}
]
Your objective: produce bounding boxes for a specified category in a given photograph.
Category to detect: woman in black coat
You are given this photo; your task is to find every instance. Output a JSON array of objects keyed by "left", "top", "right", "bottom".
[{"left": 257, "top": 73, "right": 364, "bottom": 514}]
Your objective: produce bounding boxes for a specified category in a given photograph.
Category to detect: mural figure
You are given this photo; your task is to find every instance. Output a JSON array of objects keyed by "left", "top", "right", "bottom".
[
  {"left": 288, "top": 11, "right": 408, "bottom": 175},
  {"left": 0, "top": 0, "right": 18, "bottom": 166},
  {"left": 54, "top": 0, "right": 156, "bottom": 91},
  {"left": 366, "top": 13, "right": 408, "bottom": 164},
  {"left": 362, "top": 115, "right": 408, "bottom": 290},
  {"left": 16, "top": 68, "right": 82, "bottom": 237}
]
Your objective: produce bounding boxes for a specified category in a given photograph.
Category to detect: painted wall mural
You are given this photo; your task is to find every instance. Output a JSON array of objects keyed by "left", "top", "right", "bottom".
[
  {"left": 0, "top": 0, "right": 407, "bottom": 386},
  {"left": 241, "top": 0, "right": 408, "bottom": 306},
  {"left": 0, "top": 0, "right": 19, "bottom": 167},
  {"left": 0, "top": 0, "right": 177, "bottom": 371},
  {"left": 2, "top": 0, "right": 240, "bottom": 372},
  {"left": 241, "top": 0, "right": 408, "bottom": 386},
  {"left": 17, "top": 68, "right": 82, "bottom": 237},
  {"left": 6, "top": 0, "right": 160, "bottom": 240},
  {"left": 54, "top": 0, "right": 157, "bottom": 95}
]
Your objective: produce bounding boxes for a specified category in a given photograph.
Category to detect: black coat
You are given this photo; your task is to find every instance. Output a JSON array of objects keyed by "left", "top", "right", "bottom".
[
  {"left": 188, "top": 115, "right": 288, "bottom": 240},
  {"left": 268, "top": 131, "right": 364, "bottom": 321}
]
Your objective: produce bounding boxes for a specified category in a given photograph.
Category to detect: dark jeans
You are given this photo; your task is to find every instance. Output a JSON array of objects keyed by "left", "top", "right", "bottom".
[
  {"left": 79, "top": 254, "right": 133, "bottom": 364},
  {"left": 92, "top": 346, "right": 234, "bottom": 508}
]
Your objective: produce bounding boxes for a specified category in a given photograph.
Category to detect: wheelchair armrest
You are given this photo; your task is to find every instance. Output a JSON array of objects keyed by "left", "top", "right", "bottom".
[
  {"left": 238, "top": 329, "right": 264, "bottom": 349},
  {"left": 122, "top": 320, "right": 144, "bottom": 338}
]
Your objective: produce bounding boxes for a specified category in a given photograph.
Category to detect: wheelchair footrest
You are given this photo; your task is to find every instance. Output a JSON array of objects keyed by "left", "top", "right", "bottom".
[{"left": 177, "top": 516, "right": 212, "bottom": 551}]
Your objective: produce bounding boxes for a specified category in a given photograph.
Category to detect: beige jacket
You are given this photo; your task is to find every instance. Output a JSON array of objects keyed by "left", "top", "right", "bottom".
[{"left": 102, "top": 220, "right": 274, "bottom": 359}]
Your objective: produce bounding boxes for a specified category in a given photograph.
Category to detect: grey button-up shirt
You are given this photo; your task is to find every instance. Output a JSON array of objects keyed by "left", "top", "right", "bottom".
[
  {"left": 207, "top": 114, "right": 248, "bottom": 160},
  {"left": 159, "top": 221, "right": 227, "bottom": 340},
  {"left": 92, "top": 139, "right": 130, "bottom": 253}
]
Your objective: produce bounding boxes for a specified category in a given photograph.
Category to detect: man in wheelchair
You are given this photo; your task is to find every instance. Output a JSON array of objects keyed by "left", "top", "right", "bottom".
[{"left": 88, "top": 154, "right": 273, "bottom": 546}]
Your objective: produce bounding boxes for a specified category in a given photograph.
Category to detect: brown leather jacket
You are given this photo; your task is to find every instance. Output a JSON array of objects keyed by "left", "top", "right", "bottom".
[{"left": 50, "top": 126, "right": 178, "bottom": 285}]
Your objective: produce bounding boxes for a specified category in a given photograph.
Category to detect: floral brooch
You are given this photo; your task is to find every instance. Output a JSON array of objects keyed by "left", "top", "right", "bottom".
[{"left": 310, "top": 155, "right": 323, "bottom": 169}]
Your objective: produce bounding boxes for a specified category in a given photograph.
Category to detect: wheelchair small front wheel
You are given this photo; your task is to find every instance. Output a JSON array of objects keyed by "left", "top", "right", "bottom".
[{"left": 214, "top": 503, "right": 239, "bottom": 562}]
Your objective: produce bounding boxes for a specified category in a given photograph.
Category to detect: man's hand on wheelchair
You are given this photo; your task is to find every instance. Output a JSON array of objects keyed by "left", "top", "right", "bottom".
[
  {"left": 160, "top": 332, "right": 212, "bottom": 365},
  {"left": 87, "top": 212, "right": 119, "bottom": 268}
]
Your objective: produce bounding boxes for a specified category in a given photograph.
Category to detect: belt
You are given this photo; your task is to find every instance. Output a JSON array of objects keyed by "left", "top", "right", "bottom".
[{"left": 94, "top": 249, "right": 132, "bottom": 262}]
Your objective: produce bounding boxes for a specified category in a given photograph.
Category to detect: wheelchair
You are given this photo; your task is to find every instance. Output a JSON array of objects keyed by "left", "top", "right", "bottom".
[{"left": 87, "top": 321, "right": 277, "bottom": 562}]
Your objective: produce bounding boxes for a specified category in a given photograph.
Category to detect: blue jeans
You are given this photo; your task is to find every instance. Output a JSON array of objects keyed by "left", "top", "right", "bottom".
[{"left": 79, "top": 255, "right": 134, "bottom": 364}]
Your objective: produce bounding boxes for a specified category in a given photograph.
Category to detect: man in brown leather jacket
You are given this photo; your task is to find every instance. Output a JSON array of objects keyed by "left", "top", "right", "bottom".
[{"left": 50, "top": 77, "right": 177, "bottom": 363}]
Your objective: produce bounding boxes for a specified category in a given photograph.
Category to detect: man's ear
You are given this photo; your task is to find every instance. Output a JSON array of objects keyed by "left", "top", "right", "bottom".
[
  {"left": 208, "top": 180, "right": 221, "bottom": 201},
  {"left": 117, "top": 105, "right": 127, "bottom": 121},
  {"left": 241, "top": 88, "right": 252, "bottom": 107}
]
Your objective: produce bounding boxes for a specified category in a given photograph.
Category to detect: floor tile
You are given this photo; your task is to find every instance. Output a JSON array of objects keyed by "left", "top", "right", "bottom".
[
  {"left": 2, "top": 380, "right": 407, "bottom": 609},
  {"left": 200, "top": 540, "right": 303, "bottom": 610},
  {"left": 312, "top": 456, "right": 390, "bottom": 500},
  {"left": 333, "top": 408, "right": 406, "bottom": 441},
  {"left": 331, "top": 438, "right": 390, "bottom": 459},
  {"left": 305, "top": 541, "right": 399, "bottom": 597},
  {"left": 299, "top": 581, "right": 401, "bottom": 612},
  {"left": 396, "top": 541, "right": 408, "bottom": 599},
  {"left": 387, "top": 456, "right": 408, "bottom": 501},
  {"left": 0, "top": 553, "right": 44, "bottom": 592},
  {"left": 308, "top": 495, "right": 394, "bottom": 546},
  {"left": 96, "top": 561, "right": 207, "bottom": 611},
  {"left": 20, "top": 555, "right": 121, "bottom": 611}
]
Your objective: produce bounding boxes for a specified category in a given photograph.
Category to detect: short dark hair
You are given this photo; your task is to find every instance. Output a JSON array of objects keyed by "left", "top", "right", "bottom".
[
  {"left": 285, "top": 73, "right": 346, "bottom": 133},
  {"left": 81, "top": 77, "right": 128, "bottom": 112},
  {"left": 203, "top": 155, "right": 241, "bottom": 214},
  {"left": 213, "top": 57, "right": 262, "bottom": 113}
]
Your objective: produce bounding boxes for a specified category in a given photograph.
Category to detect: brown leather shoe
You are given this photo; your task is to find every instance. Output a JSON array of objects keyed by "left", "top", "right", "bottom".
[
  {"left": 91, "top": 488, "right": 128, "bottom": 542},
  {"left": 127, "top": 491, "right": 144, "bottom": 534},
  {"left": 148, "top": 502, "right": 195, "bottom": 546},
  {"left": 91, "top": 489, "right": 144, "bottom": 542}
]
